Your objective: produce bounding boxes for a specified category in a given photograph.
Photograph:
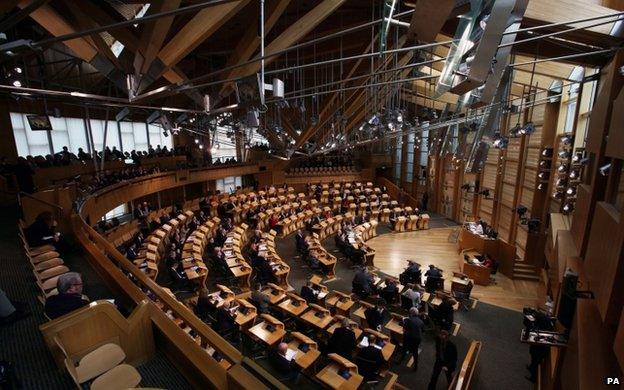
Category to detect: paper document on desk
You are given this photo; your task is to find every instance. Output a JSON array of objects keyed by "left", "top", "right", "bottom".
[
  {"left": 359, "top": 336, "right": 369, "bottom": 347},
  {"left": 285, "top": 348, "right": 298, "bottom": 361},
  {"left": 317, "top": 292, "right": 328, "bottom": 299}
]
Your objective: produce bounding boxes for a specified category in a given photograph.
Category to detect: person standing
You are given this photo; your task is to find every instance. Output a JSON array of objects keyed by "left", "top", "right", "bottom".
[
  {"left": 427, "top": 330, "right": 457, "bottom": 390},
  {"left": 402, "top": 307, "right": 425, "bottom": 371}
]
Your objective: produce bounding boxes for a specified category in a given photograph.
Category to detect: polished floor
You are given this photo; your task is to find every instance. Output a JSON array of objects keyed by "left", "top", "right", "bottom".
[{"left": 368, "top": 227, "right": 546, "bottom": 312}]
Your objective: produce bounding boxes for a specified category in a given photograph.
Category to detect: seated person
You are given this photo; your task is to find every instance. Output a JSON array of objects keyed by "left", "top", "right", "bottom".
[
  {"left": 432, "top": 296, "right": 455, "bottom": 332},
  {"left": 350, "top": 244, "right": 367, "bottom": 266},
  {"left": 195, "top": 288, "right": 217, "bottom": 321},
  {"left": 214, "top": 301, "right": 237, "bottom": 336},
  {"left": 327, "top": 317, "right": 356, "bottom": 360},
  {"left": 424, "top": 265, "right": 443, "bottom": 293},
  {"left": 389, "top": 211, "right": 398, "bottom": 229},
  {"left": 399, "top": 260, "right": 422, "bottom": 285},
  {"left": 269, "top": 342, "right": 300, "bottom": 383},
  {"left": 352, "top": 268, "right": 375, "bottom": 298},
  {"left": 364, "top": 300, "right": 386, "bottom": 331},
  {"left": 294, "top": 230, "right": 306, "bottom": 253},
  {"left": 356, "top": 334, "right": 385, "bottom": 381},
  {"left": 402, "top": 284, "right": 423, "bottom": 311},
  {"left": 380, "top": 278, "right": 399, "bottom": 305},
  {"left": 300, "top": 281, "right": 318, "bottom": 304},
  {"left": 250, "top": 283, "right": 271, "bottom": 314},
  {"left": 44, "top": 272, "right": 90, "bottom": 319},
  {"left": 25, "top": 211, "right": 63, "bottom": 251}
]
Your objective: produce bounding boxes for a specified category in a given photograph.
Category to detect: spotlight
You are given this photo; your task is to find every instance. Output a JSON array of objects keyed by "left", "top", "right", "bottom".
[
  {"left": 541, "top": 148, "right": 553, "bottom": 157},
  {"left": 509, "top": 123, "right": 521, "bottom": 137},
  {"left": 566, "top": 187, "right": 576, "bottom": 196},
  {"left": 557, "top": 164, "right": 568, "bottom": 173},
  {"left": 538, "top": 171, "right": 549, "bottom": 179},
  {"left": 519, "top": 122, "right": 535, "bottom": 135},
  {"left": 515, "top": 205, "right": 528, "bottom": 217},
  {"left": 539, "top": 160, "right": 551, "bottom": 169},
  {"left": 561, "top": 134, "right": 573, "bottom": 145},
  {"left": 194, "top": 139, "right": 199, "bottom": 144},
  {"left": 599, "top": 163, "right": 611, "bottom": 176},
  {"left": 199, "top": 144, "right": 204, "bottom": 149},
  {"left": 556, "top": 178, "right": 566, "bottom": 188},
  {"left": 537, "top": 183, "right": 546, "bottom": 190},
  {"left": 552, "top": 191, "right": 564, "bottom": 199},
  {"left": 12, "top": 80, "right": 21, "bottom": 87},
  {"left": 563, "top": 203, "right": 574, "bottom": 213},
  {"left": 569, "top": 170, "right": 579, "bottom": 180},
  {"left": 558, "top": 150, "right": 570, "bottom": 159},
  {"left": 14, "top": 67, "right": 22, "bottom": 74},
  {"left": 492, "top": 133, "right": 509, "bottom": 149},
  {"left": 528, "top": 218, "right": 541, "bottom": 233}
]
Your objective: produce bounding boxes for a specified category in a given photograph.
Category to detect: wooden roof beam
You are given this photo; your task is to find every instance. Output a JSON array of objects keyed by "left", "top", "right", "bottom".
[
  {"left": 140, "top": 0, "right": 250, "bottom": 91},
  {"left": 135, "top": 0, "right": 181, "bottom": 76}
]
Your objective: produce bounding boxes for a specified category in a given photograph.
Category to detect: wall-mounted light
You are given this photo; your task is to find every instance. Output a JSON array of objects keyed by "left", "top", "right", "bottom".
[
  {"left": 599, "top": 163, "right": 611, "bottom": 176},
  {"left": 562, "top": 203, "right": 574, "bottom": 213},
  {"left": 566, "top": 187, "right": 576, "bottom": 196},
  {"left": 557, "top": 164, "right": 568, "bottom": 173}
]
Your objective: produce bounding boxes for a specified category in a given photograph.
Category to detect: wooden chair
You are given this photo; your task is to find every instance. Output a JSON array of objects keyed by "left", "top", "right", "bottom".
[{"left": 59, "top": 340, "right": 127, "bottom": 386}]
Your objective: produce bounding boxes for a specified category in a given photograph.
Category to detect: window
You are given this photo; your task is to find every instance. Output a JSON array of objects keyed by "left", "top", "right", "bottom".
[
  {"left": 147, "top": 124, "right": 173, "bottom": 150},
  {"left": 10, "top": 113, "right": 51, "bottom": 156},
  {"left": 564, "top": 100, "right": 577, "bottom": 133},
  {"left": 10, "top": 112, "right": 167, "bottom": 157},
  {"left": 103, "top": 204, "right": 128, "bottom": 221},
  {"left": 212, "top": 125, "right": 237, "bottom": 162},
  {"left": 216, "top": 176, "right": 242, "bottom": 194}
]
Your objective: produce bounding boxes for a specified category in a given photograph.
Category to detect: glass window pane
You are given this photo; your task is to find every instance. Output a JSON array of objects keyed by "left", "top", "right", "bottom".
[
  {"left": 90, "top": 119, "right": 104, "bottom": 151},
  {"left": 106, "top": 121, "right": 121, "bottom": 150},
  {"left": 22, "top": 114, "right": 51, "bottom": 156},
  {"left": 49, "top": 117, "right": 69, "bottom": 154},
  {"left": 133, "top": 122, "right": 148, "bottom": 152},
  {"left": 10, "top": 113, "right": 30, "bottom": 157},
  {"left": 67, "top": 118, "right": 88, "bottom": 153}
]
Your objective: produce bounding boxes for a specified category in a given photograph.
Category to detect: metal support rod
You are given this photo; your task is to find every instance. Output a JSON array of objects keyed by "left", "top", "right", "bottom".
[
  {"left": 260, "top": 0, "right": 265, "bottom": 106},
  {"left": 502, "top": 10, "right": 624, "bottom": 36},
  {"left": 499, "top": 15, "right": 624, "bottom": 48},
  {"left": 100, "top": 107, "right": 110, "bottom": 172},
  {"left": 508, "top": 48, "right": 616, "bottom": 67},
  {"left": 284, "top": 55, "right": 447, "bottom": 97}
]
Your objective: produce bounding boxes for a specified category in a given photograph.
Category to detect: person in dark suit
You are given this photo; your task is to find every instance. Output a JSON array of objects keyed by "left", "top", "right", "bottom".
[
  {"left": 300, "top": 281, "right": 318, "bottom": 304},
  {"left": 356, "top": 334, "right": 385, "bottom": 381},
  {"left": 44, "top": 272, "right": 90, "bottom": 319},
  {"left": 352, "top": 268, "right": 375, "bottom": 298},
  {"left": 380, "top": 278, "right": 399, "bottom": 305},
  {"left": 427, "top": 330, "right": 458, "bottom": 390},
  {"left": 425, "top": 265, "right": 443, "bottom": 292},
  {"left": 269, "top": 342, "right": 300, "bottom": 382},
  {"left": 400, "top": 260, "right": 422, "bottom": 285},
  {"left": 195, "top": 289, "right": 216, "bottom": 321},
  {"left": 435, "top": 297, "right": 455, "bottom": 332},
  {"left": 250, "top": 284, "right": 271, "bottom": 314},
  {"left": 364, "top": 301, "right": 386, "bottom": 331},
  {"left": 328, "top": 317, "right": 356, "bottom": 360},
  {"left": 25, "top": 211, "right": 58, "bottom": 248},
  {"left": 402, "top": 307, "right": 425, "bottom": 371},
  {"left": 294, "top": 230, "right": 306, "bottom": 253},
  {"left": 214, "top": 301, "right": 237, "bottom": 335}
]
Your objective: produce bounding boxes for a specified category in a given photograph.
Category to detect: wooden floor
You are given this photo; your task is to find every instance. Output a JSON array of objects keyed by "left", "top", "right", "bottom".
[{"left": 368, "top": 227, "right": 546, "bottom": 312}]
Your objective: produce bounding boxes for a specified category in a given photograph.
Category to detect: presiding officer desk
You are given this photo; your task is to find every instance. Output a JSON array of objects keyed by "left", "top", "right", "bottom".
[{"left": 457, "top": 228, "right": 516, "bottom": 280}]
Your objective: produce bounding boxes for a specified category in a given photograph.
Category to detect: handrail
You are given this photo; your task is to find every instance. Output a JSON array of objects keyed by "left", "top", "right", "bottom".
[{"left": 19, "top": 190, "right": 64, "bottom": 212}]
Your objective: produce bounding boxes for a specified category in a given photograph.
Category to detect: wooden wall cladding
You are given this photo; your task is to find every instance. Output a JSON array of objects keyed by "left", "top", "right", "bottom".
[
  {"left": 515, "top": 224, "right": 528, "bottom": 260},
  {"left": 583, "top": 201, "right": 624, "bottom": 337},
  {"left": 525, "top": 148, "right": 541, "bottom": 169},
  {"left": 498, "top": 205, "right": 514, "bottom": 243},
  {"left": 503, "top": 161, "right": 519, "bottom": 183},
  {"left": 501, "top": 183, "right": 516, "bottom": 205},
  {"left": 615, "top": 310, "right": 624, "bottom": 371}
]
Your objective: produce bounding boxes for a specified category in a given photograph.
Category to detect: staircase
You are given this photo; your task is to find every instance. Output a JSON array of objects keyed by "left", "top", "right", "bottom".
[{"left": 512, "top": 260, "right": 541, "bottom": 281}]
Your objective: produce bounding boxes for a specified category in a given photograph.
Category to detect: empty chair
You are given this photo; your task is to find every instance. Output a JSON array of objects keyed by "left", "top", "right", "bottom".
[
  {"left": 90, "top": 364, "right": 142, "bottom": 390},
  {"left": 61, "top": 342, "right": 127, "bottom": 386}
]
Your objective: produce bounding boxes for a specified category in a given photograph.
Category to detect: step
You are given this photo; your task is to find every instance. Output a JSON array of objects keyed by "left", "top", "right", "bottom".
[
  {"left": 512, "top": 273, "right": 541, "bottom": 281},
  {"left": 513, "top": 263, "right": 536, "bottom": 270},
  {"left": 513, "top": 267, "right": 538, "bottom": 276}
]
